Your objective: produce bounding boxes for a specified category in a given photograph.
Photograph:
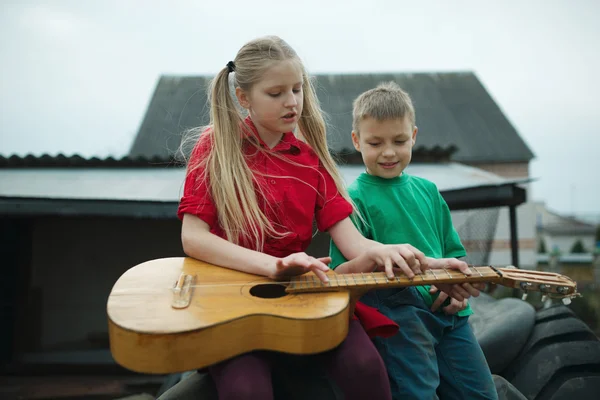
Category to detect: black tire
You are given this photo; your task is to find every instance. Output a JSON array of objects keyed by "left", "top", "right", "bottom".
[{"left": 501, "top": 305, "right": 600, "bottom": 400}]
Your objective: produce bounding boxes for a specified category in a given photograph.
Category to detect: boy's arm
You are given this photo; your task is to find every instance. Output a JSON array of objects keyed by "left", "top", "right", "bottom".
[
  {"left": 439, "top": 193, "right": 467, "bottom": 259},
  {"left": 429, "top": 192, "right": 483, "bottom": 302}
]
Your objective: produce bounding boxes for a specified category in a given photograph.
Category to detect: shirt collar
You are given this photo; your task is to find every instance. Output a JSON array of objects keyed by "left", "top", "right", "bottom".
[{"left": 243, "top": 116, "right": 301, "bottom": 153}]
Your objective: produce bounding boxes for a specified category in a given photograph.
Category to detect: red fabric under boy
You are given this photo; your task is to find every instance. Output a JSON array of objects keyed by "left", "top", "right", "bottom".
[{"left": 353, "top": 301, "right": 399, "bottom": 339}]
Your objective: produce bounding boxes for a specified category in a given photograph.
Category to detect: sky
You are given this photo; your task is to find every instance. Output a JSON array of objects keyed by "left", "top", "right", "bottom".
[{"left": 1, "top": 0, "right": 599, "bottom": 216}]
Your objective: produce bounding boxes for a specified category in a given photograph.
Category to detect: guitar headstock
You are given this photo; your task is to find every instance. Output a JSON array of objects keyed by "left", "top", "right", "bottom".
[{"left": 495, "top": 266, "right": 580, "bottom": 304}]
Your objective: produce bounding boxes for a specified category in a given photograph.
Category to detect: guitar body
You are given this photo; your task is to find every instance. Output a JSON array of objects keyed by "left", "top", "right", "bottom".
[
  {"left": 107, "top": 257, "right": 351, "bottom": 374},
  {"left": 108, "top": 257, "right": 578, "bottom": 374}
]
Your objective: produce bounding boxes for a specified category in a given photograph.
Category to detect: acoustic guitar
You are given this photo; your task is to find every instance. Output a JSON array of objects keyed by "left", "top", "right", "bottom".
[{"left": 107, "top": 257, "right": 578, "bottom": 374}]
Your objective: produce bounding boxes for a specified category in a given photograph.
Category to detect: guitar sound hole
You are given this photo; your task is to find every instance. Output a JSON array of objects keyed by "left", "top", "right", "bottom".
[{"left": 249, "top": 284, "right": 288, "bottom": 299}]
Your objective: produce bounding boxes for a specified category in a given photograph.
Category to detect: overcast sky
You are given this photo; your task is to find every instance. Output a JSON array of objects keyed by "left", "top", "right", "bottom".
[{"left": 1, "top": 0, "right": 598, "bottom": 216}]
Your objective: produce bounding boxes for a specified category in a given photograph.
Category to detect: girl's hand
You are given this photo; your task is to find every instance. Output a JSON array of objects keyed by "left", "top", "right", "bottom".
[
  {"left": 367, "top": 244, "right": 428, "bottom": 279},
  {"left": 272, "top": 253, "right": 331, "bottom": 283}
]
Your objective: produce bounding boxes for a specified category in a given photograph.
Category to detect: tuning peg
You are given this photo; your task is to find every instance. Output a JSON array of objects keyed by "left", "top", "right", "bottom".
[
  {"left": 520, "top": 282, "right": 532, "bottom": 301},
  {"left": 557, "top": 286, "right": 570, "bottom": 294},
  {"left": 562, "top": 297, "right": 572, "bottom": 305}
]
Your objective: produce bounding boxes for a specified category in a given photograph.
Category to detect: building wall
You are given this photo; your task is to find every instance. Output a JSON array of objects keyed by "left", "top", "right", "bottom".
[
  {"left": 24, "top": 217, "right": 184, "bottom": 355},
  {"left": 539, "top": 233, "right": 596, "bottom": 254}
]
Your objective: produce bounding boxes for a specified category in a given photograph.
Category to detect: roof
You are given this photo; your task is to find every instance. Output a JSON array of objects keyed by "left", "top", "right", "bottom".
[
  {"left": 129, "top": 72, "right": 535, "bottom": 164},
  {"left": 0, "top": 154, "right": 178, "bottom": 168},
  {"left": 540, "top": 221, "right": 597, "bottom": 236},
  {"left": 0, "top": 162, "right": 528, "bottom": 217},
  {"left": 536, "top": 203, "right": 597, "bottom": 235}
]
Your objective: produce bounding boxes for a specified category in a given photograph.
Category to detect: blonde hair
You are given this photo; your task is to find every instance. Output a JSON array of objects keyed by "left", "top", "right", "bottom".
[
  {"left": 182, "top": 36, "right": 353, "bottom": 251},
  {"left": 352, "top": 81, "right": 416, "bottom": 134}
]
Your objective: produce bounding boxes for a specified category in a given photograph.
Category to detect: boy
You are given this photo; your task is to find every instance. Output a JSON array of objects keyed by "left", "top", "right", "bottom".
[{"left": 329, "top": 82, "right": 498, "bottom": 400}]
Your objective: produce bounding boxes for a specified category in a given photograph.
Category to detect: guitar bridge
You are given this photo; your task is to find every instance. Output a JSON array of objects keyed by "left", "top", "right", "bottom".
[{"left": 172, "top": 273, "right": 195, "bottom": 309}]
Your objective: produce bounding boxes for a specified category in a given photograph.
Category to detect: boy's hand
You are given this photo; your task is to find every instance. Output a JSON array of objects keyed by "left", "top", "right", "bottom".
[
  {"left": 433, "top": 282, "right": 485, "bottom": 301},
  {"left": 368, "top": 244, "right": 428, "bottom": 279},
  {"left": 273, "top": 253, "right": 331, "bottom": 283},
  {"left": 429, "top": 285, "right": 469, "bottom": 314},
  {"left": 425, "top": 257, "right": 484, "bottom": 301}
]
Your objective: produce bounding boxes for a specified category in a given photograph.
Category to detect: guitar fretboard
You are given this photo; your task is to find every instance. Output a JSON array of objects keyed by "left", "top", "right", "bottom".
[{"left": 286, "top": 266, "right": 501, "bottom": 294}]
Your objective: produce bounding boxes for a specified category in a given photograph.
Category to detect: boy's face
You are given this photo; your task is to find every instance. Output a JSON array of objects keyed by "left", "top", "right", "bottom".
[{"left": 352, "top": 116, "right": 417, "bottom": 179}]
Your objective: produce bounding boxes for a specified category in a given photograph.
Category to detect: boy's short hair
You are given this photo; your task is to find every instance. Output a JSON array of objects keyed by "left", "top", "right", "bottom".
[{"left": 352, "top": 81, "right": 416, "bottom": 134}]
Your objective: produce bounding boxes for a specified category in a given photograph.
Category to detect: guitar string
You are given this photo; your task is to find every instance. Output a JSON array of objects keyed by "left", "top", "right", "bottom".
[{"left": 170, "top": 268, "right": 499, "bottom": 290}]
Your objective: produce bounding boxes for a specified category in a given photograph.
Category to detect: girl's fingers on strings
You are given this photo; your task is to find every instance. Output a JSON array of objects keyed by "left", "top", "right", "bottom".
[
  {"left": 317, "top": 256, "right": 332, "bottom": 265},
  {"left": 308, "top": 256, "right": 330, "bottom": 272},
  {"left": 390, "top": 253, "right": 408, "bottom": 279},
  {"left": 312, "top": 267, "right": 330, "bottom": 283},
  {"left": 406, "top": 244, "right": 428, "bottom": 269},
  {"left": 384, "top": 257, "right": 395, "bottom": 279},
  {"left": 393, "top": 255, "right": 414, "bottom": 279},
  {"left": 399, "top": 246, "right": 423, "bottom": 275}
]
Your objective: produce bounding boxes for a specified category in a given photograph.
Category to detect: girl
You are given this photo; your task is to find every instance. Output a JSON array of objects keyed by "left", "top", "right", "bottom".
[{"left": 177, "top": 35, "right": 428, "bottom": 400}]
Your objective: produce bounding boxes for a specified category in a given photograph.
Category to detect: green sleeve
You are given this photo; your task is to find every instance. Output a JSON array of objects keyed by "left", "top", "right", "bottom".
[
  {"left": 438, "top": 192, "right": 467, "bottom": 259},
  {"left": 329, "top": 204, "right": 371, "bottom": 270}
]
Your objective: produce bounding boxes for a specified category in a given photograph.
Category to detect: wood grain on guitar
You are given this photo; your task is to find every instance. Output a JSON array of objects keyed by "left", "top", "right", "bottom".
[{"left": 107, "top": 257, "right": 579, "bottom": 374}]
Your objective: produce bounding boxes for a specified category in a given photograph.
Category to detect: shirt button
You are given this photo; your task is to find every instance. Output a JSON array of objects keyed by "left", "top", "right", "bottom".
[{"left": 270, "top": 180, "right": 276, "bottom": 184}]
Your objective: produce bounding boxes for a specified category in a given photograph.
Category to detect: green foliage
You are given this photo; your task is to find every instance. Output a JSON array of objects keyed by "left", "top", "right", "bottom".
[
  {"left": 570, "top": 239, "right": 587, "bottom": 254},
  {"left": 538, "top": 239, "right": 547, "bottom": 253}
]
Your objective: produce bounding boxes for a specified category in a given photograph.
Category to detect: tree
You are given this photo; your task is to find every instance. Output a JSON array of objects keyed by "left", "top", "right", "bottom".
[
  {"left": 570, "top": 239, "right": 587, "bottom": 254},
  {"left": 538, "top": 239, "right": 547, "bottom": 253}
]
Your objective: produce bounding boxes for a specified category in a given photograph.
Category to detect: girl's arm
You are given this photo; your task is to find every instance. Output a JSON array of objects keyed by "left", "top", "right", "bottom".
[{"left": 181, "top": 214, "right": 331, "bottom": 282}]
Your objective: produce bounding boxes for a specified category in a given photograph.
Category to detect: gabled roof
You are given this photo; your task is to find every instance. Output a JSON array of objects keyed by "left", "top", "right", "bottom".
[{"left": 129, "top": 72, "right": 535, "bottom": 164}]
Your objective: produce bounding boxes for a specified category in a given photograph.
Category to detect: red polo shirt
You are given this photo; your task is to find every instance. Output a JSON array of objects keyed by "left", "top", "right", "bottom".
[{"left": 177, "top": 117, "right": 353, "bottom": 257}]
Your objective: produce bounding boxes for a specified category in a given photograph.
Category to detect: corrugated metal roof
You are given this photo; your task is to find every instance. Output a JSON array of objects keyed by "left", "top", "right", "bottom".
[
  {"left": 0, "top": 146, "right": 456, "bottom": 169},
  {"left": 0, "top": 162, "right": 527, "bottom": 203},
  {"left": 0, "top": 154, "right": 179, "bottom": 168},
  {"left": 129, "top": 72, "right": 535, "bottom": 164}
]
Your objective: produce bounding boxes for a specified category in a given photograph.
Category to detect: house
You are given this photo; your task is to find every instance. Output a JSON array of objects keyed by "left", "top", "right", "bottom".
[
  {"left": 0, "top": 72, "right": 534, "bottom": 393},
  {"left": 535, "top": 202, "right": 598, "bottom": 285},
  {"left": 131, "top": 72, "right": 534, "bottom": 179},
  {"left": 130, "top": 71, "right": 536, "bottom": 267},
  {"left": 536, "top": 202, "right": 597, "bottom": 255}
]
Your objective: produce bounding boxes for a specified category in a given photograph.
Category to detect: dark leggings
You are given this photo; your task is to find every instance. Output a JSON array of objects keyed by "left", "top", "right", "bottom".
[{"left": 209, "top": 319, "right": 392, "bottom": 400}]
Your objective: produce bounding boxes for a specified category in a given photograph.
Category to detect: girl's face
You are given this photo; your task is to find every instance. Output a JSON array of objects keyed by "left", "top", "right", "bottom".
[{"left": 236, "top": 59, "right": 304, "bottom": 148}]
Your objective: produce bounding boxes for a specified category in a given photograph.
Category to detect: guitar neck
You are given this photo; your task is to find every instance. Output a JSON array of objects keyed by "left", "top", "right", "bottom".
[{"left": 286, "top": 266, "right": 503, "bottom": 294}]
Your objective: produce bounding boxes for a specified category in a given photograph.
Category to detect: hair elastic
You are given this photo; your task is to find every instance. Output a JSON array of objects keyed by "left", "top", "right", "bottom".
[{"left": 226, "top": 61, "right": 236, "bottom": 73}]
